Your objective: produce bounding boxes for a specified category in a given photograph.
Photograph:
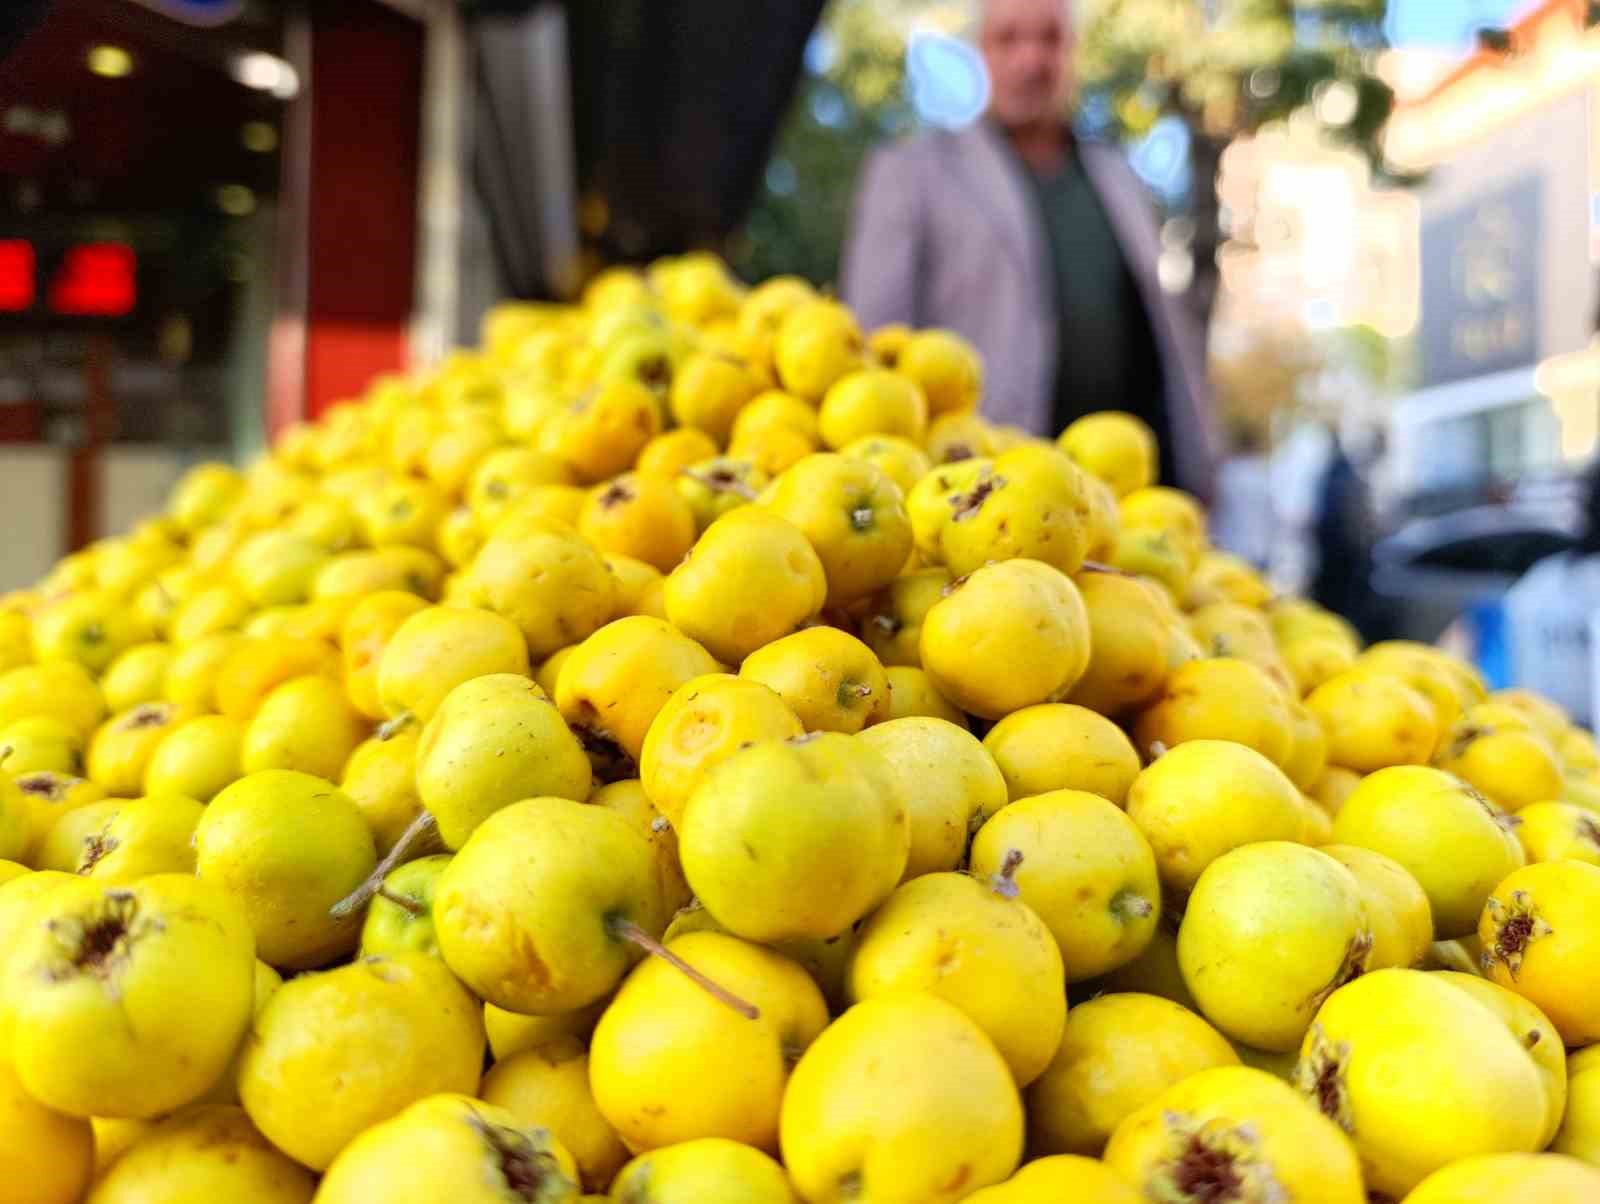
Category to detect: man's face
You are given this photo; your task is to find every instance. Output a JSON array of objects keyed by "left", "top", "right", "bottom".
[{"left": 980, "top": 0, "right": 1074, "bottom": 128}]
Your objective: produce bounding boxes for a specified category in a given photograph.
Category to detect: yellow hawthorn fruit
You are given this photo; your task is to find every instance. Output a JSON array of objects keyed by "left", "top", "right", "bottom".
[
  {"left": 0, "top": 1054, "right": 93, "bottom": 1204},
  {"left": 195, "top": 770, "right": 375, "bottom": 969},
  {"left": 639, "top": 674, "right": 805, "bottom": 827},
  {"left": 905, "top": 456, "right": 991, "bottom": 561},
  {"left": 84, "top": 1104, "right": 315, "bottom": 1204},
  {"left": 480, "top": 1038, "right": 627, "bottom": 1193},
  {"left": 1066, "top": 569, "right": 1169, "bottom": 716},
  {"left": 1435, "top": 715, "right": 1563, "bottom": 814},
  {"left": 538, "top": 378, "right": 662, "bottom": 484},
  {"left": 1178, "top": 842, "right": 1372, "bottom": 1052},
  {"left": 578, "top": 473, "right": 697, "bottom": 574},
  {"left": 87, "top": 702, "right": 195, "bottom": 797},
  {"left": 780, "top": 992, "right": 1023, "bottom": 1204},
  {"left": 981, "top": 702, "right": 1141, "bottom": 807},
  {"left": 847, "top": 870, "right": 1065, "bottom": 1086},
  {"left": 678, "top": 732, "right": 908, "bottom": 943},
  {"left": 609, "top": 1139, "right": 797, "bottom": 1204},
  {"left": 663, "top": 508, "right": 826, "bottom": 664},
  {"left": 1294, "top": 968, "right": 1553, "bottom": 1198},
  {"left": 675, "top": 456, "right": 767, "bottom": 531},
  {"left": 31, "top": 590, "right": 147, "bottom": 676},
  {"left": 1553, "top": 1044, "right": 1600, "bottom": 1165},
  {"left": 818, "top": 368, "right": 927, "bottom": 449},
  {"left": 920, "top": 559, "right": 1090, "bottom": 720},
  {"left": 376, "top": 605, "right": 530, "bottom": 726},
  {"left": 970, "top": 789, "right": 1159, "bottom": 981},
  {"left": 1058, "top": 410, "right": 1158, "bottom": 498},
  {"left": 213, "top": 637, "right": 339, "bottom": 722},
  {"left": 773, "top": 299, "right": 863, "bottom": 401},
  {"left": 466, "top": 447, "right": 573, "bottom": 530},
  {"left": 465, "top": 518, "right": 616, "bottom": 659},
  {"left": 938, "top": 445, "right": 1090, "bottom": 579},
  {"left": 238, "top": 953, "right": 485, "bottom": 1171},
  {"left": 1515, "top": 800, "right": 1600, "bottom": 866},
  {"left": 0, "top": 715, "right": 82, "bottom": 776},
  {"left": 740, "top": 626, "right": 890, "bottom": 735},
  {"left": 858, "top": 567, "right": 953, "bottom": 669},
  {"left": 339, "top": 591, "right": 432, "bottom": 722},
  {"left": 1332, "top": 765, "right": 1524, "bottom": 938},
  {"left": 1133, "top": 657, "right": 1294, "bottom": 767},
  {"left": 895, "top": 329, "right": 982, "bottom": 417},
  {"left": 1281, "top": 700, "right": 1330, "bottom": 792},
  {"left": 0, "top": 659, "right": 106, "bottom": 740},
  {"left": 100, "top": 644, "right": 173, "bottom": 714},
  {"left": 1126, "top": 740, "right": 1305, "bottom": 896},
  {"left": 1479, "top": 859, "right": 1600, "bottom": 1047},
  {"left": 240, "top": 675, "right": 366, "bottom": 781},
  {"left": 1404, "top": 1152, "right": 1600, "bottom": 1204},
  {"left": 839, "top": 434, "right": 932, "bottom": 497},
  {"left": 341, "top": 727, "right": 424, "bottom": 856},
  {"left": 760, "top": 453, "right": 912, "bottom": 608},
  {"left": 883, "top": 665, "right": 967, "bottom": 725},
  {"left": 962, "top": 1155, "right": 1143, "bottom": 1204},
  {"left": 636, "top": 426, "right": 721, "bottom": 480},
  {"left": 3, "top": 874, "right": 255, "bottom": 1120},
  {"left": 1104, "top": 1065, "right": 1362, "bottom": 1204},
  {"left": 1027, "top": 992, "right": 1239, "bottom": 1157},
  {"left": 1307, "top": 669, "right": 1437, "bottom": 773},
  {"left": 590, "top": 931, "right": 828, "bottom": 1152},
  {"left": 857, "top": 716, "right": 1005, "bottom": 879},
  {"left": 668, "top": 351, "right": 760, "bottom": 444}
]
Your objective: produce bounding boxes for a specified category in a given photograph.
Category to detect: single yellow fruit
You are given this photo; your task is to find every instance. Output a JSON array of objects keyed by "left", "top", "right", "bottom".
[
  {"left": 895, "top": 329, "right": 981, "bottom": 416},
  {"left": 230, "top": 531, "right": 330, "bottom": 608},
  {"left": 906, "top": 456, "right": 991, "bottom": 559},
  {"left": 760, "top": 453, "right": 912, "bottom": 608},
  {"left": 781, "top": 992, "right": 1023, "bottom": 1204},
  {"left": 538, "top": 378, "right": 662, "bottom": 484},
  {"left": 1066, "top": 570, "right": 1169, "bottom": 716},
  {"left": 416, "top": 674, "right": 592, "bottom": 849},
  {"left": 238, "top": 953, "right": 485, "bottom": 1170},
  {"left": 1125, "top": 740, "right": 1305, "bottom": 896},
  {"left": 1513, "top": 800, "right": 1600, "bottom": 866},
  {"left": 377, "top": 605, "right": 531, "bottom": 725},
  {"left": 818, "top": 369, "right": 927, "bottom": 449},
  {"left": 1104, "top": 1064, "right": 1363, "bottom": 1204},
  {"left": 1133, "top": 657, "right": 1293, "bottom": 767},
  {"left": 1436, "top": 717, "right": 1563, "bottom": 813},
  {"left": 639, "top": 673, "right": 804, "bottom": 827},
  {"left": 162, "top": 631, "right": 245, "bottom": 712},
  {"left": 358, "top": 854, "right": 450, "bottom": 959},
  {"left": 663, "top": 508, "right": 826, "bottom": 664},
  {"left": 195, "top": 770, "right": 376, "bottom": 969},
  {"left": 590, "top": 931, "right": 827, "bottom": 1152},
  {"left": 839, "top": 434, "right": 932, "bottom": 497},
  {"left": 465, "top": 519, "right": 616, "bottom": 659},
  {"left": 920, "top": 559, "right": 1090, "bottom": 720},
  {"left": 72, "top": 792, "right": 204, "bottom": 882},
  {"left": 0, "top": 715, "right": 82, "bottom": 776},
  {"left": 883, "top": 664, "right": 967, "bottom": 725},
  {"left": 1331, "top": 765, "right": 1524, "bottom": 938},
  {"left": 240, "top": 675, "right": 366, "bottom": 781},
  {"left": 433, "top": 796, "right": 669, "bottom": 1015},
  {"left": 31, "top": 590, "right": 147, "bottom": 675},
  {"left": 481, "top": 1038, "right": 627, "bottom": 1192},
  {"left": 970, "top": 789, "right": 1159, "bottom": 981},
  {"left": 740, "top": 626, "right": 889, "bottom": 735},
  {"left": 341, "top": 727, "right": 425, "bottom": 856},
  {"left": 609, "top": 1138, "right": 797, "bottom": 1204},
  {"left": 1479, "top": 859, "right": 1600, "bottom": 1047},
  {"left": 3, "top": 874, "right": 254, "bottom": 1119},
  {"left": 847, "top": 870, "right": 1065, "bottom": 1086},
  {"left": 1027, "top": 992, "right": 1238, "bottom": 1157},
  {"left": 100, "top": 643, "right": 173, "bottom": 714},
  {"left": 678, "top": 733, "right": 908, "bottom": 943},
  {"left": 938, "top": 446, "right": 1090, "bottom": 579},
  {"left": 143, "top": 713, "right": 244, "bottom": 803},
  {"left": 1281, "top": 700, "right": 1330, "bottom": 791},
  {"left": 1294, "top": 968, "right": 1554, "bottom": 1198},
  {"left": 483, "top": 999, "right": 607, "bottom": 1063},
  {"left": 313, "top": 1093, "right": 580, "bottom": 1204},
  {"left": 1058, "top": 411, "right": 1157, "bottom": 498},
  {"left": 85, "top": 1104, "right": 315, "bottom": 1204},
  {"left": 87, "top": 702, "right": 195, "bottom": 798},
  {"left": 1318, "top": 844, "right": 1433, "bottom": 970},
  {"left": 1178, "top": 842, "right": 1372, "bottom": 1052},
  {"left": 981, "top": 702, "right": 1140, "bottom": 807},
  {"left": 774, "top": 299, "right": 863, "bottom": 401},
  {"left": 856, "top": 716, "right": 1005, "bottom": 879},
  {"left": 1307, "top": 669, "right": 1437, "bottom": 772},
  {"left": 578, "top": 473, "right": 697, "bottom": 574},
  {"left": 637, "top": 427, "right": 721, "bottom": 480},
  {"left": 858, "top": 567, "right": 952, "bottom": 668},
  {"left": 0, "top": 660, "right": 106, "bottom": 738}
]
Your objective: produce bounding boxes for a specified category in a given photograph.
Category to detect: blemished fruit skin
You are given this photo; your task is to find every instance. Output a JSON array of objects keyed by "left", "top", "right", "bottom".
[
  {"left": 1103, "top": 1064, "right": 1364, "bottom": 1204},
  {"left": 1478, "top": 859, "right": 1600, "bottom": 1047},
  {"left": 238, "top": 953, "right": 485, "bottom": 1171},
  {"left": 1178, "top": 841, "right": 1372, "bottom": 1052},
  {"left": 780, "top": 992, "right": 1024, "bottom": 1204},
  {"left": 1293, "top": 969, "right": 1552, "bottom": 1198},
  {"left": 312, "top": 1093, "right": 581, "bottom": 1204},
  {"left": 1133, "top": 657, "right": 1294, "bottom": 767},
  {"left": 480, "top": 1038, "right": 628, "bottom": 1193},
  {"left": 1026, "top": 992, "right": 1239, "bottom": 1157}
]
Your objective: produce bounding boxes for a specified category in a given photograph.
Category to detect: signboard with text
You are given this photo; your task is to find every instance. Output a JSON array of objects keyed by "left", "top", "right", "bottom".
[{"left": 1419, "top": 172, "right": 1543, "bottom": 387}]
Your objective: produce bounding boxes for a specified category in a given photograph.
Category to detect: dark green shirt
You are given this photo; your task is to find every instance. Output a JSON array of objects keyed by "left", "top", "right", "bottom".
[{"left": 1021, "top": 140, "right": 1173, "bottom": 480}]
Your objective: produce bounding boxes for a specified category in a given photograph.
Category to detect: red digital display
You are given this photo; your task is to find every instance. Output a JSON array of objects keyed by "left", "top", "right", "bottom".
[
  {"left": 49, "top": 243, "right": 137, "bottom": 317},
  {"left": 0, "top": 241, "right": 35, "bottom": 312}
]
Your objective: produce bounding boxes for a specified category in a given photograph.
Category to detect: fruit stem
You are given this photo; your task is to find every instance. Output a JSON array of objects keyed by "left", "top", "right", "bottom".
[
  {"left": 377, "top": 712, "right": 414, "bottom": 742},
  {"left": 0, "top": 744, "right": 11, "bottom": 769},
  {"left": 377, "top": 886, "right": 425, "bottom": 916},
  {"left": 607, "top": 915, "right": 760, "bottom": 1020},
  {"left": 330, "top": 810, "right": 440, "bottom": 920},
  {"left": 990, "top": 848, "right": 1024, "bottom": 899}
]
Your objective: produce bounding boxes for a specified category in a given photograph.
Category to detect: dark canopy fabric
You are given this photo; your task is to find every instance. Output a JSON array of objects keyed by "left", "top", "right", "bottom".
[
  {"left": 467, "top": 0, "right": 826, "bottom": 296},
  {"left": 0, "top": 0, "right": 53, "bottom": 64}
]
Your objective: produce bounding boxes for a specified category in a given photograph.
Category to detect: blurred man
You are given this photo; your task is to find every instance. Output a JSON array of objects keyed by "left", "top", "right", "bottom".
[{"left": 841, "top": 0, "right": 1215, "bottom": 497}]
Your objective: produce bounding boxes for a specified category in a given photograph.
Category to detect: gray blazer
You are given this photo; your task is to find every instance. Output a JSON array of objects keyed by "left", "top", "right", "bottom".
[{"left": 841, "top": 121, "right": 1217, "bottom": 500}]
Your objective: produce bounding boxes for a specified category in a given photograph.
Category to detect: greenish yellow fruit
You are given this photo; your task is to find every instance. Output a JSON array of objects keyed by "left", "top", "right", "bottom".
[
  {"left": 359, "top": 854, "right": 451, "bottom": 959},
  {"left": 85, "top": 1104, "right": 314, "bottom": 1204}
]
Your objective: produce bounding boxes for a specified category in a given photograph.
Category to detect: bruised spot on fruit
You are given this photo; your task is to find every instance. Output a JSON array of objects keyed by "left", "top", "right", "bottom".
[
  {"left": 16, "top": 772, "right": 68, "bottom": 801},
  {"left": 1525, "top": 1028, "right": 1542, "bottom": 1049},
  {"left": 639, "top": 356, "right": 671, "bottom": 392},
  {"left": 943, "top": 443, "right": 974, "bottom": 463},
  {"left": 948, "top": 474, "right": 1004, "bottom": 522},
  {"left": 574, "top": 723, "right": 637, "bottom": 784},
  {"left": 1578, "top": 814, "right": 1600, "bottom": 849},
  {"left": 989, "top": 848, "right": 1024, "bottom": 899},
  {"left": 1110, "top": 886, "right": 1155, "bottom": 922},
  {"left": 485, "top": 479, "right": 510, "bottom": 499},
  {"left": 1309, "top": 930, "right": 1374, "bottom": 1014},
  {"left": 122, "top": 702, "right": 175, "bottom": 730},
  {"left": 52, "top": 891, "right": 138, "bottom": 981},
  {"left": 470, "top": 1112, "right": 564, "bottom": 1203},
  {"left": 81, "top": 622, "right": 106, "bottom": 647},
  {"left": 1482, "top": 890, "right": 1553, "bottom": 978},
  {"left": 1294, "top": 1028, "right": 1354, "bottom": 1133},
  {"left": 836, "top": 680, "right": 873, "bottom": 709},
  {"left": 939, "top": 1163, "right": 973, "bottom": 1195},
  {"left": 599, "top": 480, "right": 635, "bottom": 509},
  {"left": 837, "top": 1169, "right": 864, "bottom": 1201}
]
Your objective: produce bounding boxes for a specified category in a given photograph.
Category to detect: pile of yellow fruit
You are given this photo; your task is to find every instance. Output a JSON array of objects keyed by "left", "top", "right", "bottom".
[{"left": 3, "top": 251, "right": 1600, "bottom": 1204}]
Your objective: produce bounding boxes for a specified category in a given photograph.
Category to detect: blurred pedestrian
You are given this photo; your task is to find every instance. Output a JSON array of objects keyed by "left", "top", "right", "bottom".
[{"left": 841, "top": 0, "right": 1216, "bottom": 498}]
